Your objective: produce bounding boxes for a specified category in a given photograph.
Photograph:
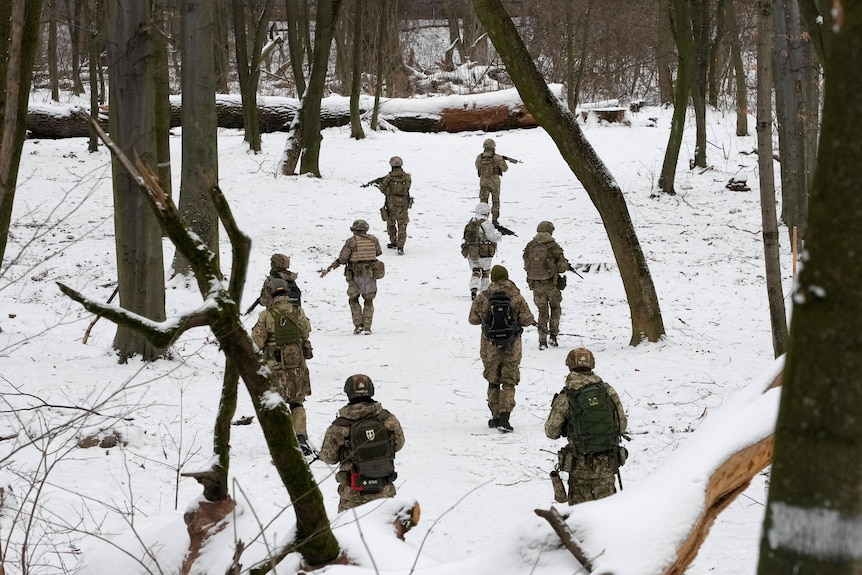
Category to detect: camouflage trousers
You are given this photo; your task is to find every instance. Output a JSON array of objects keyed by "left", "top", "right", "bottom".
[
  {"left": 467, "top": 256, "right": 494, "bottom": 291},
  {"left": 479, "top": 336, "right": 523, "bottom": 416},
  {"left": 336, "top": 482, "right": 397, "bottom": 512},
  {"left": 386, "top": 205, "right": 410, "bottom": 248},
  {"left": 566, "top": 450, "right": 618, "bottom": 505},
  {"left": 347, "top": 277, "right": 376, "bottom": 330},
  {"left": 478, "top": 177, "right": 502, "bottom": 221},
  {"left": 529, "top": 280, "right": 563, "bottom": 344},
  {"left": 270, "top": 367, "right": 311, "bottom": 437}
]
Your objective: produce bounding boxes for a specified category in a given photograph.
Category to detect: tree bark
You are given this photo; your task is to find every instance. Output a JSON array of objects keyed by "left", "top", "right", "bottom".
[
  {"left": 726, "top": 0, "right": 749, "bottom": 136},
  {"left": 755, "top": 0, "right": 787, "bottom": 358},
  {"left": 659, "top": 0, "right": 694, "bottom": 195},
  {"left": 153, "top": 0, "right": 174, "bottom": 200},
  {"left": 758, "top": 4, "right": 862, "bottom": 573},
  {"left": 472, "top": 0, "right": 665, "bottom": 345},
  {"left": 284, "top": 0, "right": 307, "bottom": 96},
  {"left": 232, "top": 0, "right": 274, "bottom": 153},
  {"left": 172, "top": 0, "right": 220, "bottom": 276},
  {"left": 349, "top": 0, "right": 365, "bottom": 140},
  {"left": 657, "top": 0, "right": 676, "bottom": 105},
  {"left": 690, "top": 0, "right": 710, "bottom": 169},
  {"left": 0, "top": 0, "right": 46, "bottom": 268},
  {"left": 105, "top": 0, "right": 167, "bottom": 362}
]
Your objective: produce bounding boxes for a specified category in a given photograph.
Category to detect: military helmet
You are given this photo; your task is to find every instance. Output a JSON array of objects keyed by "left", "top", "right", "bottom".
[
  {"left": 270, "top": 253, "right": 290, "bottom": 269},
  {"left": 566, "top": 347, "right": 596, "bottom": 370},
  {"left": 483, "top": 138, "right": 496, "bottom": 150},
  {"left": 350, "top": 219, "right": 370, "bottom": 232},
  {"left": 537, "top": 221, "right": 555, "bottom": 234},
  {"left": 267, "top": 278, "right": 290, "bottom": 298},
  {"left": 389, "top": 156, "right": 403, "bottom": 167},
  {"left": 474, "top": 202, "right": 492, "bottom": 217},
  {"left": 344, "top": 374, "right": 375, "bottom": 401}
]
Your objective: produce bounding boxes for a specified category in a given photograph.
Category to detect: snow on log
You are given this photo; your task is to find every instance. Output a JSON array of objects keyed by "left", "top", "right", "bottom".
[{"left": 26, "top": 86, "right": 564, "bottom": 139}]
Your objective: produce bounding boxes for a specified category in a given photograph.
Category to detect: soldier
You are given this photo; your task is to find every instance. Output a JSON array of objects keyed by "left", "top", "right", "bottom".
[
  {"left": 474, "top": 138, "right": 508, "bottom": 223},
  {"left": 522, "top": 221, "right": 571, "bottom": 349},
  {"left": 319, "top": 374, "right": 406, "bottom": 512},
  {"left": 461, "top": 202, "right": 503, "bottom": 300},
  {"left": 258, "top": 253, "right": 301, "bottom": 308},
  {"left": 320, "top": 219, "right": 384, "bottom": 334},
  {"left": 251, "top": 279, "right": 316, "bottom": 457},
  {"left": 545, "top": 348, "right": 628, "bottom": 505},
  {"left": 468, "top": 265, "right": 536, "bottom": 433},
  {"left": 363, "top": 156, "right": 413, "bottom": 255}
]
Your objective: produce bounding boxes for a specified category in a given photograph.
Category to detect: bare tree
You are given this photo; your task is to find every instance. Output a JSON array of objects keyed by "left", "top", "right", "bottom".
[
  {"left": 231, "top": 0, "right": 275, "bottom": 153},
  {"left": 105, "top": 0, "right": 167, "bottom": 362},
  {"left": 473, "top": 0, "right": 666, "bottom": 345},
  {"left": 754, "top": 0, "right": 787, "bottom": 358},
  {"left": 0, "top": 0, "right": 45, "bottom": 268},
  {"left": 349, "top": 0, "right": 365, "bottom": 140},
  {"left": 659, "top": 0, "right": 694, "bottom": 195},
  {"left": 757, "top": 2, "right": 862, "bottom": 572},
  {"left": 726, "top": 0, "right": 749, "bottom": 136}
]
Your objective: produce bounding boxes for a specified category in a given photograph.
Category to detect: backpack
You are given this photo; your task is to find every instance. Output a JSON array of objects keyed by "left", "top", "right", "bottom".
[
  {"left": 478, "top": 154, "right": 497, "bottom": 178},
  {"left": 272, "top": 307, "right": 302, "bottom": 346},
  {"left": 336, "top": 410, "right": 397, "bottom": 492},
  {"left": 565, "top": 381, "right": 621, "bottom": 455},
  {"left": 525, "top": 241, "right": 555, "bottom": 281},
  {"left": 284, "top": 279, "right": 302, "bottom": 307},
  {"left": 482, "top": 291, "right": 522, "bottom": 348},
  {"left": 385, "top": 174, "right": 410, "bottom": 197}
]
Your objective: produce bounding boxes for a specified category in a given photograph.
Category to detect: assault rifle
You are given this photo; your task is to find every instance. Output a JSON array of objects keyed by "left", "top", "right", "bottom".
[
  {"left": 361, "top": 176, "right": 385, "bottom": 188},
  {"left": 493, "top": 221, "right": 518, "bottom": 236},
  {"left": 566, "top": 263, "right": 584, "bottom": 279},
  {"left": 244, "top": 297, "right": 262, "bottom": 316},
  {"left": 500, "top": 155, "right": 522, "bottom": 164}
]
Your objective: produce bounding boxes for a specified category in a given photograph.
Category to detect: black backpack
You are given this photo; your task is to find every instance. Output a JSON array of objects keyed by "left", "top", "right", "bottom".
[
  {"left": 566, "top": 381, "right": 621, "bottom": 455},
  {"left": 482, "top": 291, "right": 522, "bottom": 348},
  {"left": 284, "top": 278, "right": 302, "bottom": 307},
  {"left": 335, "top": 410, "right": 397, "bottom": 492}
]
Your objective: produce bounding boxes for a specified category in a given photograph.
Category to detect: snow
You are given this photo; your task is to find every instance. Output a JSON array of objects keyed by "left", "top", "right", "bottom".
[{"left": 0, "top": 99, "right": 791, "bottom": 574}]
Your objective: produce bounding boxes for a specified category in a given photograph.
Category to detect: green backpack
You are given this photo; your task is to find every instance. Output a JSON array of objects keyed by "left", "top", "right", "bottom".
[{"left": 566, "top": 380, "right": 621, "bottom": 455}]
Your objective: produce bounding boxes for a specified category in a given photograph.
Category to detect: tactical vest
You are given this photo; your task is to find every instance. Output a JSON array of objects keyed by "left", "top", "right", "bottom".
[
  {"left": 525, "top": 241, "right": 556, "bottom": 281},
  {"left": 385, "top": 174, "right": 410, "bottom": 197},
  {"left": 271, "top": 308, "right": 302, "bottom": 346},
  {"left": 349, "top": 235, "right": 378, "bottom": 262},
  {"left": 463, "top": 220, "right": 496, "bottom": 259},
  {"left": 478, "top": 153, "right": 497, "bottom": 178}
]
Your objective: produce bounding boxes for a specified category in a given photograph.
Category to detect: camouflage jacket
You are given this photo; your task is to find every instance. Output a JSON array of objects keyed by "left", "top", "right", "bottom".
[
  {"left": 522, "top": 232, "right": 569, "bottom": 283},
  {"left": 544, "top": 370, "right": 628, "bottom": 442},
  {"left": 475, "top": 151, "right": 509, "bottom": 180},
  {"left": 259, "top": 268, "right": 299, "bottom": 307},
  {"left": 251, "top": 297, "right": 311, "bottom": 352},
  {"left": 319, "top": 400, "right": 405, "bottom": 472},
  {"left": 379, "top": 169, "right": 412, "bottom": 200}
]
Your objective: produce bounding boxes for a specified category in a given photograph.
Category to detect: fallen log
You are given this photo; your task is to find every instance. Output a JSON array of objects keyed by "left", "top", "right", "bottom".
[{"left": 26, "top": 86, "right": 561, "bottom": 139}]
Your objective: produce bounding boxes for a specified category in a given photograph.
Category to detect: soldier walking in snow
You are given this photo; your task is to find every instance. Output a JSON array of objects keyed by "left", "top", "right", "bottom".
[
  {"left": 461, "top": 202, "right": 503, "bottom": 300},
  {"left": 522, "top": 221, "right": 571, "bottom": 349},
  {"left": 319, "top": 374, "right": 406, "bottom": 512},
  {"left": 362, "top": 156, "right": 413, "bottom": 255},
  {"left": 545, "top": 348, "right": 628, "bottom": 504},
  {"left": 468, "top": 265, "right": 535, "bottom": 433},
  {"left": 475, "top": 138, "right": 508, "bottom": 223},
  {"left": 320, "top": 219, "right": 384, "bottom": 334},
  {"left": 251, "top": 279, "right": 316, "bottom": 457}
]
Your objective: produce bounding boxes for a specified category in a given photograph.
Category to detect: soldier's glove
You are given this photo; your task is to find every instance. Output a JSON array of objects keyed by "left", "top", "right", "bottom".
[{"left": 319, "top": 266, "right": 333, "bottom": 278}]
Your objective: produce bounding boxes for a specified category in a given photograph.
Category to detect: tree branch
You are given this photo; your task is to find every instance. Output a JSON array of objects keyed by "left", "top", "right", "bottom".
[{"left": 534, "top": 507, "right": 593, "bottom": 571}]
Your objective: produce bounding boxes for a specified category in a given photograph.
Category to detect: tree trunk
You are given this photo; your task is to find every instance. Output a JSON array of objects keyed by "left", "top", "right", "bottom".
[
  {"left": 0, "top": 0, "right": 45, "bottom": 268},
  {"left": 105, "top": 0, "right": 167, "bottom": 362},
  {"left": 173, "top": 0, "right": 220, "bottom": 276},
  {"left": 231, "top": 0, "right": 274, "bottom": 153},
  {"left": 773, "top": 0, "right": 810, "bottom": 241},
  {"left": 214, "top": 0, "right": 231, "bottom": 94},
  {"left": 755, "top": 0, "right": 787, "bottom": 358},
  {"left": 153, "top": 0, "right": 173, "bottom": 200},
  {"left": 349, "top": 0, "right": 365, "bottom": 140},
  {"left": 472, "top": 0, "right": 665, "bottom": 346},
  {"left": 284, "top": 0, "right": 307, "bottom": 96},
  {"left": 726, "top": 0, "right": 748, "bottom": 136},
  {"left": 298, "top": 0, "right": 342, "bottom": 176},
  {"left": 659, "top": 0, "right": 694, "bottom": 195},
  {"left": 48, "top": 0, "right": 60, "bottom": 102},
  {"left": 657, "top": 0, "right": 676, "bottom": 105},
  {"left": 708, "top": 0, "right": 727, "bottom": 109},
  {"left": 370, "top": 0, "right": 388, "bottom": 131},
  {"left": 690, "top": 0, "right": 709, "bottom": 169},
  {"left": 757, "top": 4, "right": 862, "bottom": 573},
  {"left": 86, "top": 0, "right": 101, "bottom": 153}
]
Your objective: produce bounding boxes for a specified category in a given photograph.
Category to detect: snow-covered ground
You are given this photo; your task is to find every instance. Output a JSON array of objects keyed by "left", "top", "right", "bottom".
[{"left": 0, "top": 101, "right": 787, "bottom": 574}]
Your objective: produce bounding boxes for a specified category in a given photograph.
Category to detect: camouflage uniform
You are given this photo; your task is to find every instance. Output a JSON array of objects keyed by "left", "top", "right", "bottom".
[
  {"left": 259, "top": 254, "right": 299, "bottom": 307},
  {"left": 523, "top": 226, "right": 570, "bottom": 348},
  {"left": 327, "top": 227, "right": 383, "bottom": 333},
  {"left": 475, "top": 139, "right": 509, "bottom": 222},
  {"left": 461, "top": 203, "right": 503, "bottom": 298},
  {"left": 319, "top": 400, "right": 405, "bottom": 512},
  {"left": 378, "top": 165, "right": 413, "bottom": 252},
  {"left": 544, "top": 370, "right": 628, "bottom": 505},
  {"left": 468, "top": 276, "right": 535, "bottom": 423},
  {"left": 251, "top": 296, "right": 314, "bottom": 438}
]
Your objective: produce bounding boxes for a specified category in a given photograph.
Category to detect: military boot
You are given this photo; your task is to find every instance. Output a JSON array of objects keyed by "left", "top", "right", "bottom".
[
  {"left": 549, "top": 335, "right": 558, "bottom": 347},
  {"left": 496, "top": 412, "right": 513, "bottom": 433}
]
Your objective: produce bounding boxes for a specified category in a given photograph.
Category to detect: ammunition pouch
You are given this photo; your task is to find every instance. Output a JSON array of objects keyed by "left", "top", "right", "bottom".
[
  {"left": 557, "top": 445, "right": 573, "bottom": 471},
  {"left": 557, "top": 275, "right": 567, "bottom": 291},
  {"left": 380, "top": 206, "right": 389, "bottom": 221},
  {"left": 371, "top": 260, "right": 385, "bottom": 279},
  {"left": 617, "top": 445, "right": 628, "bottom": 467}
]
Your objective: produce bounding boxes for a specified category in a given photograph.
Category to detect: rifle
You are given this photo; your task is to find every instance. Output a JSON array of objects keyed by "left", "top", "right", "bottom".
[
  {"left": 244, "top": 297, "right": 261, "bottom": 316},
  {"left": 360, "top": 176, "right": 385, "bottom": 188},
  {"left": 493, "top": 221, "right": 518, "bottom": 236},
  {"left": 567, "top": 263, "right": 584, "bottom": 279},
  {"left": 318, "top": 264, "right": 336, "bottom": 278},
  {"left": 500, "top": 155, "right": 522, "bottom": 164}
]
